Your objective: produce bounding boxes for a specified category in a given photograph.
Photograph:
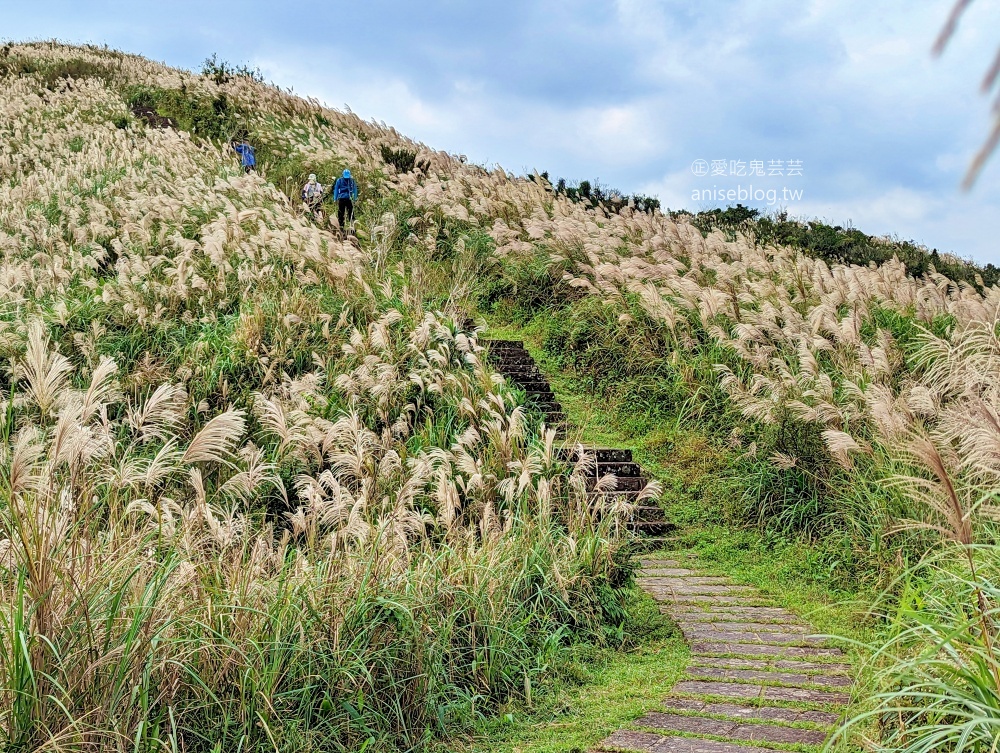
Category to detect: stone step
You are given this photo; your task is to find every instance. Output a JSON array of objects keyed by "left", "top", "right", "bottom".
[
  {"left": 689, "top": 657, "right": 851, "bottom": 674},
  {"left": 591, "top": 500, "right": 662, "bottom": 516},
  {"left": 634, "top": 712, "right": 829, "bottom": 746},
  {"left": 599, "top": 730, "right": 785, "bottom": 753},
  {"left": 634, "top": 536, "right": 684, "bottom": 551},
  {"left": 679, "top": 628, "right": 828, "bottom": 646},
  {"left": 497, "top": 369, "right": 543, "bottom": 382},
  {"left": 514, "top": 381, "right": 553, "bottom": 393},
  {"left": 641, "top": 567, "right": 697, "bottom": 576},
  {"left": 631, "top": 505, "right": 666, "bottom": 521},
  {"left": 522, "top": 396, "right": 559, "bottom": 408},
  {"left": 487, "top": 343, "right": 528, "bottom": 361},
  {"left": 666, "top": 606, "right": 797, "bottom": 619},
  {"left": 589, "top": 495, "right": 640, "bottom": 509},
  {"left": 593, "top": 461, "right": 644, "bottom": 477},
  {"left": 685, "top": 666, "right": 852, "bottom": 689},
  {"left": 490, "top": 354, "right": 535, "bottom": 366},
  {"left": 641, "top": 583, "right": 757, "bottom": 596},
  {"left": 527, "top": 403, "right": 563, "bottom": 416},
  {"left": 493, "top": 356, "right": 537, "bottom": 367},
  {"left": 690, "top": 641, "right": 844, "bottom": 660},
  {"left": 522, "top": 385, "right": 555, "bottom": 396},
  {"left": 631, "top": 520, "right": 676, "bottom": 536},
  {"left": 661, "top": 697, "right": 840, "bottom": 727},
  {"left": 672, "top": 680, "right": 850, "bottom": 706},
  {"left": 481, "top": 339, "right": 524, "bottom": 349},
  {"left": 587, "top": 475, "right": 648, "bottom": 491},
  {"left": 650, "top": 594, "right": 775, "bottom": 606},
  {"left": 676, "top": 620, "right": 810, "bottom": 633},
  {"left": 558, "top": 447, "right": 633, "bottom": 464},
  {"left": 669, "top": 611, "right": 807, "bottom": 626}
]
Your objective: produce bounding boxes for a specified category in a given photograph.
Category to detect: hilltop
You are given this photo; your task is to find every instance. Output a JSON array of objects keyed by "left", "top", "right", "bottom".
[{"left": 1, "top": 41, "right": 999, "bottom": 753}]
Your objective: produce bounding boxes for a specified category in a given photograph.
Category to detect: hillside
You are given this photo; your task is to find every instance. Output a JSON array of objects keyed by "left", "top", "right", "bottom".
[{"left": 1, "top": 41, "right": 999, "bottom": 752}]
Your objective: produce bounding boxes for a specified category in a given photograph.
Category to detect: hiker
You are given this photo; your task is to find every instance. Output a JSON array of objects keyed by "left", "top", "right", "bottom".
[
  {"left": 333, "top": 169, "right": 358, "bottom": 232},
  {"left": 301, "top": 173, "right": 324, "bottom": 217},
  {"left": 232, "top": 138, "right": 255, "bottom": 173}
]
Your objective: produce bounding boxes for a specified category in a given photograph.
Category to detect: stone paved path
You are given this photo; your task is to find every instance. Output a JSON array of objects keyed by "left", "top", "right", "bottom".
[
  {"left": 483, "top": 340, "right": 672, "bottom": 541},
  {"left": 595, "top": 558, "right": 851, "bottom": 752}
]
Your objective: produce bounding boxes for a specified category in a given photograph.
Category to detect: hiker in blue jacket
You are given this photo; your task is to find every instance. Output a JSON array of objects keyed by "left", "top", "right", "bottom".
[
  {"left": 232, "top": 138, "right": 256, "bottom": 173},
  {"left": 333, "top": 169, "right": 358, "bottom": 231}
]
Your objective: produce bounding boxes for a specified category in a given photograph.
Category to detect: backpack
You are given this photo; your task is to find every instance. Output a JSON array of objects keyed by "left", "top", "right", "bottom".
[{"left": 335, "top": 177, "right": 355, "bottom": 200}]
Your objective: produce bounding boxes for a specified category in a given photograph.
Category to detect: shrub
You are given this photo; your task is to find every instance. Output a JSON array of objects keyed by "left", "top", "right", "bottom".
[
  {"left": 200, "top": 52, "right": 265, "bottom": 85},
  {"left": 0, "top": 55, "right": 115, "bottom": 89},
  {"left": 124, "top": 84, "right": 245, "bottom": 142},
  {"left": 380, "top": 144, "right": 417, "bottom": 173}
]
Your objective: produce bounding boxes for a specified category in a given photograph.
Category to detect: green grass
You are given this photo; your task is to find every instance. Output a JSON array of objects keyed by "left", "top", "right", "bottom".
[
  {"left": 456, "top": 591, "right": 688, "bottom": 753},
  {"left": 468, "top": 319, "right": 881, "bottom": 751},
  {"left": 483, "top": 319, "right": 879, "bottom": 627}
]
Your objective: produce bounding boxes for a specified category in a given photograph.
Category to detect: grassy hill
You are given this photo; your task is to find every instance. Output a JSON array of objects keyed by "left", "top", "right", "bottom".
[{"left": 1, "top": 41, "right": 999, "bottom": 752}]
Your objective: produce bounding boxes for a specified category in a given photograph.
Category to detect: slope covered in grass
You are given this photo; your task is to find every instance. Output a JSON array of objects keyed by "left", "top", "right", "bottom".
[
  {"left": 2, "top": 41, "right": 1000, "bottom": 752},
  {"left": 0, "top": 42, "right": 640, "bottom": 752}
]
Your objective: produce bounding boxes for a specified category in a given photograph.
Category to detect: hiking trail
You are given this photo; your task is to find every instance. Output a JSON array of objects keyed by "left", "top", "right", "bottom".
[{"left": 484, "top": 340, "right": 853, "bottom": 753}]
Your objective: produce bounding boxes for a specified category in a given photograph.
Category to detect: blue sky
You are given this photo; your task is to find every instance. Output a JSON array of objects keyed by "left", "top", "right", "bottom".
[{"left": 5, "top": 1, "right": 999, "bottom": 263}]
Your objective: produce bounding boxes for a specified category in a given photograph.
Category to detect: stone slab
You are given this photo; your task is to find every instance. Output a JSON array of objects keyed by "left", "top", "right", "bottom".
[
  {"left": 599, "top": 730, "right": 783, "bottom": 753},
  {"left": 661, "top": 697, "right": 840, "bottom": 726},
  {"left": 680, "top": 628, "right": 826, "bottom": 646},
  {"left": 635, "top": 712, "right": 737, "bottom": 736},
  {"left": 774, "top": 659, "right": 851, "bottom": 672},
  {"left": 641, "top": 568, "right": 698, "bottom": 576},
  {"left": 640, "top": 583, "right": 755, "bottom": 595},
  {"left": 636, "top": 713, "right": 827, "bottom": 746},
  {"left": 674, "top": 678, "right": 848, "bottom": 706},
  {"left": 673, "top": 680, "right": 762, "bottom": 699},
  {"left": 643, "top": 576, "right": 734, "bottom": 584},
  {"left": 652, "top": 595, "right": 771, "bottom": 605},
  {"left": 675, "top": 615, "right": 807, "bottom": 627},
  {"left": 689, "top": 656, "right": 851, "bottom": 674},
  {"left": 675, "top": 620, "right": 809, "bottom": 633},
  {"left": 763, "top": 686, "right": 850, "bottom": 705},
  {"left": 686, "top": 666, "right": 852, "bottom": 688},
  {"left": 691, "top": 641, "right": 844, "bottom": 659},
  {"left": 666, "top": 607, "right": 793, "bottom": 618}
]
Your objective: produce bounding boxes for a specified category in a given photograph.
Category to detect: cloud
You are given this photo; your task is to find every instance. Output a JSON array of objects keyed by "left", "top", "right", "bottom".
[{"left": 4, "top": 0, "right": 1000, "bottom": 262}]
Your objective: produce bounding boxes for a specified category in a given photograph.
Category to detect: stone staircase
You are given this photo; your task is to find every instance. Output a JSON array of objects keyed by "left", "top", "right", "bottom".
[
  {"left": 482, "top": 340, "right": 854, "bottom": 751},
  {"left": 596, "top": 557, "right": 852, "bottom": 752},
  {"left": 483, "top": 340, "right": 672, "bottom": 540}
]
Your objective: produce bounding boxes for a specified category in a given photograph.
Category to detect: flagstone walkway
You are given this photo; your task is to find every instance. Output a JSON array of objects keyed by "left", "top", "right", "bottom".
[{"left": 595, "top": 558, "right": 851, "bottom": 752}]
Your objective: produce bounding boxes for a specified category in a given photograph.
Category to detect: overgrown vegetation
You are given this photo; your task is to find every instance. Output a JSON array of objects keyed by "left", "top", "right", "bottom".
[
  {"left": 200, "top": 52, "right": 266, "bottom": 85},
  {"left": 4, "top": 40, "right": 1000, "bottom": 753},
  {"left": 0, "top": 43, "right": 636, "bottom": 752},
  {"left": 124, "top": 83, "right": 247, "bottom": 142},
  {"left": 532, "top": 172, "right": 662, "bottom": 214},
  {"left": 380, "top": 144, "right": 417, "bottom": 173},
  {"left": 0, "top": 51, "right": 116, "bottom": 90},
  {"left": 687, "top": 203, "right": 1000, "bottom": 289}
]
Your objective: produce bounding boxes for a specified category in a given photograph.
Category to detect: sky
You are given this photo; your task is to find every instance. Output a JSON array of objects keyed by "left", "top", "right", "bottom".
[{"left": 4, "top": 0, "right": 999, "bottom": 263}]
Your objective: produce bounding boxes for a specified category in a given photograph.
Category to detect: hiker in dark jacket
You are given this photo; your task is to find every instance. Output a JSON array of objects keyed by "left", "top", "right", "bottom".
[
  {"left": 232, "top": 139, "right": 256, "bottom": 173},
  {"left": 333, "top": 169, "right": 358, "bottom": 231}
]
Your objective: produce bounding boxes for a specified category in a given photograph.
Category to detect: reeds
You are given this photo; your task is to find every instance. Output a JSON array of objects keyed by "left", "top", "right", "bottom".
[
  {"left": 4, "top": 39, "right": 999, "bottom": 751},
  {"left": 0, "top": 44, "right": 636, "bottom": 750}
]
